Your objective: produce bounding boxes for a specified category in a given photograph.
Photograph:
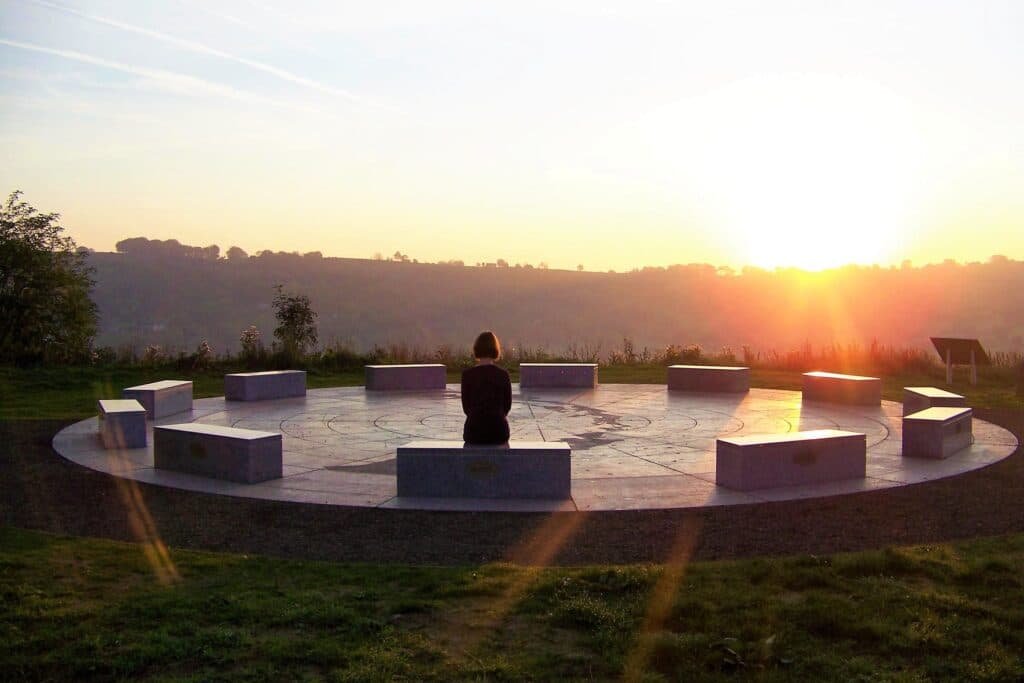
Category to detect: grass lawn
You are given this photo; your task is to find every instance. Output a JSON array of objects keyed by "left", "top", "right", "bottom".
[
  {"left": 1, "top": 526, "right": 1022, "bottom": 681},
  {"left": 0, "top": 366, "right": 366, "bottom": 421}
]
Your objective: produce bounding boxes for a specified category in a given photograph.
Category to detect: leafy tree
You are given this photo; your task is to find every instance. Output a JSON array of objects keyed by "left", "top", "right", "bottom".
[
  {"left": 272, "top": 284, "right": 318, "bottom": 360},
  {"left": 226, "top": 246, "right": 248, "bottom": 261},
  {"left": 0, "top": 191, "right": 97, "bottom": 363},
  {"left": 115, "top": 237, "right": 220, "bottom": 260}
]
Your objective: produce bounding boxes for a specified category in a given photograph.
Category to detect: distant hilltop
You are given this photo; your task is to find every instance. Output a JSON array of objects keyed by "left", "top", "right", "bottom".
[{"left": 87, "top": 237, "right": 1024, "bottom": 357}]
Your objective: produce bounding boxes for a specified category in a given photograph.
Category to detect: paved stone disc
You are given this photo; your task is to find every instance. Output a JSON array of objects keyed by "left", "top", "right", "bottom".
[{"left": 53, "top": 385, "right": 1018, "bottom": 512}]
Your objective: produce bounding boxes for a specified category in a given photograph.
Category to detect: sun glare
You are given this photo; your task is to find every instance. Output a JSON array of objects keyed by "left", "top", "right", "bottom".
[
  {"left": 699, "top": 76, "right": 927, "bottom": 270},
  {"left": 603, "top": 74, "right": 926, "bottom": 270}
]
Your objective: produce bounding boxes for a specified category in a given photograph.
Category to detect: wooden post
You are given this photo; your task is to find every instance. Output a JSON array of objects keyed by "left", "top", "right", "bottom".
[
  {"left": 946, "top": 347, "right": 953, "bottom": 385},
  {"left": 970, "top": 348, "right": 978, "bottom": 386}
]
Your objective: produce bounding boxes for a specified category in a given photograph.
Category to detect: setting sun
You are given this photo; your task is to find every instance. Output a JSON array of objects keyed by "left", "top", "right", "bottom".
[
  {"left": 702, "top": 75, "right": 924, "bottom": 270},
  {"left": 595, "top": 74, "right": 926, "bottom": 270}
]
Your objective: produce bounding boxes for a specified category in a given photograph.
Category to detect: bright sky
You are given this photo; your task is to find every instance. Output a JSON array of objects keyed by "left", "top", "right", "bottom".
[{"left": 2, "top": 1, "right": 1022, "bottom": 270}]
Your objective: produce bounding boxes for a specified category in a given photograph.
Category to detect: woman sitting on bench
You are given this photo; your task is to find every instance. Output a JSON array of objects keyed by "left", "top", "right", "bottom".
[{"left": 461, "top": 331, "right": 512, "bottom": 445}]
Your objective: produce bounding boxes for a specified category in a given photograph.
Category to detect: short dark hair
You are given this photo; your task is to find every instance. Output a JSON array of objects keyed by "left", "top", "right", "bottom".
[{"left": 473, "top": 331, "right": 501, "bottom": 360}]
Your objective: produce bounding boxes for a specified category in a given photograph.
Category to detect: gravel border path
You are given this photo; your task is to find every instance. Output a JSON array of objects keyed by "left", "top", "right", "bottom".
[{"left": 2, "top": 409, "right": 1022, "bottom": 566}]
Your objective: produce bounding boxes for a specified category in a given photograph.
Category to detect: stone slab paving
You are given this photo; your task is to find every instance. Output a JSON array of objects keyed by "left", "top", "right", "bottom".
[{"left": 53, "top": 385, "right": 1018, "bottom": 512}]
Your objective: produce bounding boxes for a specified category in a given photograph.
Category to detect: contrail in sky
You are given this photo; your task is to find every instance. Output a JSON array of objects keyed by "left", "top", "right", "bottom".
[
  {"left": 27, "top": 0, "right": 380, "bottom": 108},
  {"left": 181, "top": 0, "right": 326, "bottom": 59},
  {"left": 180, "top": 1, "right": 262, "bottom": 33},
  {"left": 0, "top": 37, "right": 320, "bottom": 113}
]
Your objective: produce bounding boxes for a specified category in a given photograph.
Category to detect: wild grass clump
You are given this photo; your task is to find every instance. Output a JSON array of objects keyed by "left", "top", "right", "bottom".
[
  {"left": 744, "top": 340, "right": 937, "bottom": 375},
  {"left": 516, "top": 566, "right": 656, "bottom": 659}
]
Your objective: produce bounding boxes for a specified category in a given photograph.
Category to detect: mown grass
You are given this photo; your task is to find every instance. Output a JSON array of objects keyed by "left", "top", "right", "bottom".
[
  {"left": 3, "top": 364, "right": 1020, "bottom": 422},
  {"left": 1, "top": 527, "right": 1022, "bottom": 681}
]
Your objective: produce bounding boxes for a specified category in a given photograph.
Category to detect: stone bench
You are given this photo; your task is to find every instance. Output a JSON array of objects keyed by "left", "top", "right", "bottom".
[
  {"left": 365, "top": 364, "right": 446, "bottom": 391},
  {"left": 667, "top": 365, "right": 750, "bottom": 393},
  {"left": 98, "top": 399, "right": 147, "bottom": 449},
  {"left": 519, "top": 363, "right": 597, "bottom": 389},
  {"left": 902, "top": 406, "right": 973, "bottom": 459},
  {"left": 396, "top": 441, "right": 571, "bottom": 499},
  {"left": 802, "top": 371, "right": 881, "bottom": 406},
  {"left": 154, "top": 423, "right": 282, "bottom": 483},
  {"left": 224, "top": 370, "right": 306, "bottom": 401},
  {"left": 716, "top": 429, "right": 866, "bottom": 491},
  {"left": 122, "top": 380, "right": 193, "bottom": 419},
  {"left": 903, "top": 387, "right": 966, "bottom": 416}
]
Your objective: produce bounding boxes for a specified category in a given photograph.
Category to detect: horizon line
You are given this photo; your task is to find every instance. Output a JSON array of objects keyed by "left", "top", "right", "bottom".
[{"left": 87, "top": 238, "right": 1022, "bottom": 274}]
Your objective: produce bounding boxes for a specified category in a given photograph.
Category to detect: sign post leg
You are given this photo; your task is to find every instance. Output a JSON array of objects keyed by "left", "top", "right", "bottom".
[
  {"left": 970, "top": 348, "right": 977, "bottom": 386},
  {"left": 946, "top": 348, "right": 953, "bottom": 385}
]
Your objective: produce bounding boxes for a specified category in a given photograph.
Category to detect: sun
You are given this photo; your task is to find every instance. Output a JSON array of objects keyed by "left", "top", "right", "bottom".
[
  {"left": 696, "top": 75, "right": 926, "bottom": 270},
  {"left": 602, "top": 73, "right": 925, "bottom": 270}
]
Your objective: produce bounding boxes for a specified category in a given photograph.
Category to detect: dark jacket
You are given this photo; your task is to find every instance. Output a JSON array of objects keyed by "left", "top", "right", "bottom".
[{"left": 461, "top": 364, "right": 512, "bottom": 444}]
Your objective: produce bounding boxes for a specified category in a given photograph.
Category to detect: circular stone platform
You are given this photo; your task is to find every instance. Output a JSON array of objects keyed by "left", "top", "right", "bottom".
[{"left": 53, "top": 385, "right": 1018, "bottom": 512}]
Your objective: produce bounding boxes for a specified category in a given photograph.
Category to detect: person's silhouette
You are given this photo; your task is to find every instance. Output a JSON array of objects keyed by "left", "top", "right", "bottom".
[{"left": 460, "top": 331, "right": 512, "bottom": 445}]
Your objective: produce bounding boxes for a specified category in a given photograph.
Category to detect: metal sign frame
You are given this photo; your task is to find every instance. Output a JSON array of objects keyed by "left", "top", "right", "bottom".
[{"left": 930, "top": 337, "right": 990, "bottom": 386}]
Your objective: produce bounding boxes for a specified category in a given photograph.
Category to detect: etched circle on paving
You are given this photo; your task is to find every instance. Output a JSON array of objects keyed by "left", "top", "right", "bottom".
[{"left": 52, "top": 384, "right": 1018, "bottom": 512}]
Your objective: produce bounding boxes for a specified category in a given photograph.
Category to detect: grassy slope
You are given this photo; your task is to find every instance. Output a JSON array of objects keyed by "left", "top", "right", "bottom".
[{"left": 1, "top": 526, "right": 1022, "bottom": 681}]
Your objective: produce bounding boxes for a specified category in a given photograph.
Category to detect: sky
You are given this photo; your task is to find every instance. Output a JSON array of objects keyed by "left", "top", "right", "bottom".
[{"left": 1, "top": 0, "right": 1022, "bottom": 271}]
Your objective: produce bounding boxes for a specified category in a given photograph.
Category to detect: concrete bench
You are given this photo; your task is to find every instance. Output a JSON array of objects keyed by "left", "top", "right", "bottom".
[
  {"left": 396, "top": 441, "right": 571, "bottom": 499},
  {"left": 98, "top": 399, "right": 147, "bottom": 449},
  {"left": 123, "top": 380, "right": 193, "bottom": 419},
  {"left": 903, "top": 387, "right": 966, "bottom": 416},
  {"left": 667, "top": 365, "right": 750, "bottom": 393},
  {"left": 802, "top": 371, "right": 881, "bottom": 406},
  {"left": 716, "top": 429, "right": 866, "bottom": 491},
  {"left": 365, "top": 364, "right": 446, "bottom": 391},
  {"left": 224, "top": 370, "right": 306, "bottom": 401},
  {"left": 154, "top": 423, "right": 282, "bottom": 483},
  {"left": 902, "top": 406, "right": 973, "bottom": 459},
  {"left": 519, "top": 363, "right": 597, "bottom": 389}
]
